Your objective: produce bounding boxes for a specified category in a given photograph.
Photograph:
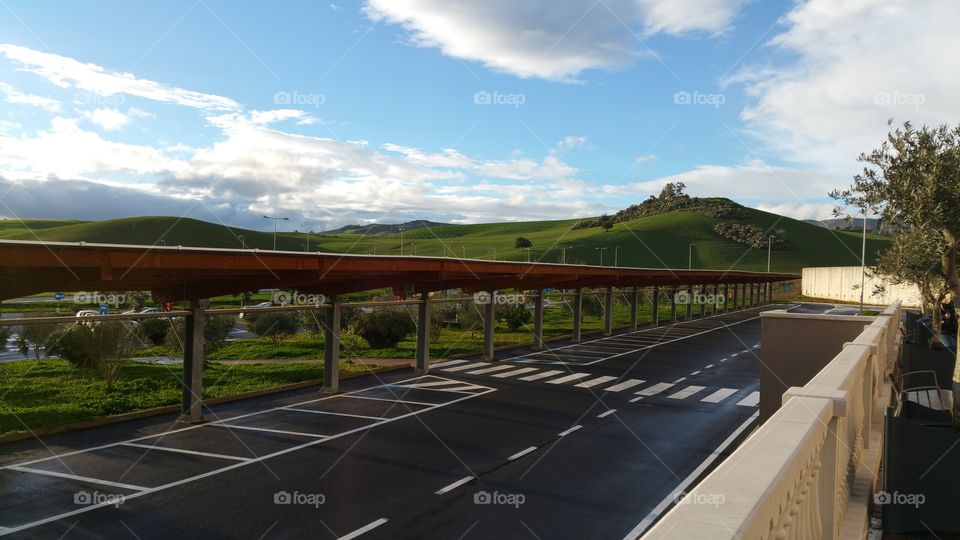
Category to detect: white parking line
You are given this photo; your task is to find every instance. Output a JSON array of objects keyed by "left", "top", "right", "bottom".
[
  {"left": 597, "top": 409, "right": 617, "bottom": 418},
  {"left": 341, "top": 395, "right": 436, "bottom": 407},
  {"left": 122, "top": 443, "right": 250, "bottom": 462},
  {"left": 339, "top": 518, "right": 389, "bottom": 540},
  {"left": 603, "top": 379, "right": 645, "bottom": 392},
  {"left": 700, "top": 388, "right": 737, "bottom": 403},
  {"left": 519, "top": 369, "right": 564, "bottom": 381},
  {"left": 393, "top": 380, "right": 465, "bottom": 389},
  {"left": 737, "top": 391, "right": 760, "bottom": 407},
  {"left": 214, "top": 424, "right": 329, "bottom": 439},
  {"left": 465, "top": 364, "right": 517, "bottom": 375},
  {"left": 547, "top": 373, "right": 591, "bottom": 385},
  {"left": 435, "top": 475, "right": 474, "bottom": 495},
  {"left": 492, "top": 367, "right": 539, "bottom": 379},
  {"left": 558, "top": 425, "right": 582, "bottom": 437},
  {"left": 507, "top": 446, "right": 538, "bottom": 461},
  {"left": 575, "top": 375, "right": 617, "bottom": 388},
  {"left": 668, "top": 386, "right": 705, "bottom": 399},
  {"left": 283, "top": 408, "right": 385, "bottom": 420},
  {"left": 8, "top": 466, "right": 146, "bottom": 492},
  {"left": 635, "top": 382, "right": 674, "bottom": 397}
]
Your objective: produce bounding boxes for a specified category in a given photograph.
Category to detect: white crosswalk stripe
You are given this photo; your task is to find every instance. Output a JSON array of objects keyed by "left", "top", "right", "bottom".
[
  {"left": 546, "top": 373, "right": 591, "bottom": 385},
  {"left": 465, "top": 364, "right": 517, "bottom": 375},
  {"left": 442, "top": 362, "right": 489, "bottom": 372},
  {"left": 737, "top": 391, "right": 760, "bottom": 407},
  {"left": 429, "top": 359, "right": 468, "bottom": 369},
  {"left": 668, "top": 386, "right": 705, "bottom": 399},
  {"left": 602, "top": 379, "right": 645, "bottom": 393},
  {"left": 701, "top": 388, "right": 737, "bottom": 403},
  {"left": 635, "top": 382, "right": 674, "bottom": 396},
  {"left": 519, "top": 369, "right": 565, "bottom": 381},
  {"left": 574, "top": 375, "right": 617, "bottom": 388},
  {"left": 492, "top": 367, "right": 539, "bottom": 379}
]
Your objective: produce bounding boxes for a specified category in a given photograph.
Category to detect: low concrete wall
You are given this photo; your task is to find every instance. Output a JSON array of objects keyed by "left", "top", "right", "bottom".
[
  {"left": 802, "top": 266, "right": 921, "bottom": 307},
  {"left": 758, "top": 309, "right": 874, "bottom": 422}
]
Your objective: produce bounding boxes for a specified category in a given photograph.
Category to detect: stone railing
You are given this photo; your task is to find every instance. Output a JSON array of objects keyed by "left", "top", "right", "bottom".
[{"left": 643, "top": 303, "right": 900, "bottom": 539}]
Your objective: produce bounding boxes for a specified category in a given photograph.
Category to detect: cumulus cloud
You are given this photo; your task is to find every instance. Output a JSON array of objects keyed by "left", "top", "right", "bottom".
[
  {"left": 85, "top": 108, "right": 130, "bottom": 130},
  {"left": 364, "top": 0, "right": 747, "bottom": 81},
  {"left": 0, "top": 82, "right": 60, "bottom": 111}
]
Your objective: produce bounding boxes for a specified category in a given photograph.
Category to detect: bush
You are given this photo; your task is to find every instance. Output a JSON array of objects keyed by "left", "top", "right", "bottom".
[
  {"left": 713, "top": 222, "right": 790, "bottom": 250},
  {"left": 137, "top": 317, "right": 170, "bottom": 346},
  {"left": 351, "top": 309, "right": 416, "bottom": 349},
  {"left": 49, "top": 325, "right": 95, "bottom": 369},
  {"left": 15, "top": 317, "right": 63, "bottom": 361},
  {"left": 500, "top": 303, "right": 532, "bottom": 331},
  {"left": 50, "top": 322, "right": 136, "bottom": 389},
  {"left": 248, "top": 312, "right": 299, "bottom": 345},
  {"left": 165, "top": 314, "right": 236, "bottom": 354}
]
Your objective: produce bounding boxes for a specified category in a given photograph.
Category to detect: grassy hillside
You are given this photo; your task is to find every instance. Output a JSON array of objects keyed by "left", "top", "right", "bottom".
[{"left": 0, "top": 208, "right": 890, "bottom": 273}]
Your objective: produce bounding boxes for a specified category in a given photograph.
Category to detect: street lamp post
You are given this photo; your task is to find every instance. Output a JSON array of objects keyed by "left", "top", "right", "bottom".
[
  {"left": 614, "top": 245, "right": 621, "bottom": 267},
  {"left": 688, "top": 244, "right": 695, "bottom": 269},
  {"left": 263, "top": 215, "right": 289, "bottom": 250},
  {"left": 596, "top": 246, "right": 608, "bottom": 266},
  {"left": 239, "top": 235, "right": 245, "bottom": 249},
  {"left": 305, "top": 231, "right": 313, "bottom": 252},
  {"left": 399, "top": 227, "right": 404, "bottom": 256}
]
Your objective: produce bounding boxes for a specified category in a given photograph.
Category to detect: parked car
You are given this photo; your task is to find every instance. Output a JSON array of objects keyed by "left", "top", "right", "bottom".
[
  {"left": 75, "top": 310, "right": 98, "bottom": 325},
  {"left": 239, "top": 302, "right": 273, "bottom": 319}
]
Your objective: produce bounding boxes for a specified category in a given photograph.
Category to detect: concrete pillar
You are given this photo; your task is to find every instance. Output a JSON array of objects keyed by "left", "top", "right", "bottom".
[
  {"left": 603, "top": 286, "right": 613, "bottom": 336},
  {"left": 669, "top": 287, "right": 678, "bottom": 323},
  {"left": 483, "top": 291, "right": 496, "bottom": 361},
  {"left": 572, "top": 287, "right": 583, "bottom": 342},
  {"left": 181, "top": 299, "right": 205, "bottom": 423},
  {"left": 415, "top": 292, "right": 431, "bottom": 374},
  {"left": 322, "top": 297, "right": 341, "bottom": 393},
  {"left": 629, "top": 286, "right": 639, "bottom": 331},
  {"left": 700, "top": 284, "right": 708, "bottom": 318},
  {"left": 651, "top": 286, "right": 660, "bottom": 326},
  {"left": 749, "top": 283, "right": 755, "bottom": 307},
  {"left": 685, "top": 286, "right": 693, "bottom": 321},
  {"left": 711, "top": 284, "right": 718, "bottom": 315},
  {"left": 533, "top": 289, "right": 545, "bottom": 350},
  {"left": 732, "top": 284, "right": 739, "bottom": 310}
]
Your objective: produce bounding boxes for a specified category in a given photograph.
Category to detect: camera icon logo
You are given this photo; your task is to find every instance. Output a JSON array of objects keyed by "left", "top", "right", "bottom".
[
  {"left": 473, "top": 91, "right": 491, "bottom": 105},
  {"left": 274, "top": 91, "right": 292, "bottom": 105},
  {"left": 474, "top": 490, "right": 492, "bottom": 504},
  {"left": 272, "top": 291, "right": 291, "bottom": 306},
  {"left": 274, "top": 491, "right": 292, "bottom": 505},
  {"left": 874, "top": 490, "right": 891, "bottom": 505},
  {"left": 673, "top": 91, "right": 692, "bottom": 105},
  {"left": 74, "top": 491, "right": 91, "bottom": 505},
  {"left": 674, "top": 291, "right": 691, "bottom": 304},
  {"left": 473, "top": 291, "right": 492, "bottom": 304}
]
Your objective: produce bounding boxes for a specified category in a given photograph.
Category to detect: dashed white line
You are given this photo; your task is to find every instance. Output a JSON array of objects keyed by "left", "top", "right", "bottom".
[
  {"left": 339, "top": 518, "right": 389, "bottom": 540},
  {"left": 435, "top": 476, "right": 474, "bottom": 495},
  {"left": 603, "top": 379, "right": 645, "bottom": 392},
  {"left": 672, "top": 377, "right": 686, "bottom": 383},
  {"left": 507, "top": 446, "right": 538, "bottom": 461},
  {"left": 519, "top": 369, "right": 565, "bottom": 381},
  {"left": 546, "top": 373, "right": 592, "bottom": 385},
  {"left": 597, "top": 409, "right": 617, "bottom": 418},
  {"left": 558, "top": 425, "right": 582, "bottom": 437},
  {"left": 700, "top": 388, "right": 738, "bottom": 403},
  {"left": 668, "top": 386, "right": 705, "bottom": 400}
]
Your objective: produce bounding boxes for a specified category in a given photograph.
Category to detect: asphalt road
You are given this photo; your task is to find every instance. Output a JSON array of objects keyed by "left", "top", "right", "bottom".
[{"left": 0, "top": 302, "right": 836, "bottom": 539}]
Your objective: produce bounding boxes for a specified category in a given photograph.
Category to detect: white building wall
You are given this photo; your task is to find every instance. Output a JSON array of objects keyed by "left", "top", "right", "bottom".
[{"left": 802, "top": 266, "right": 922, "bottom": 307}]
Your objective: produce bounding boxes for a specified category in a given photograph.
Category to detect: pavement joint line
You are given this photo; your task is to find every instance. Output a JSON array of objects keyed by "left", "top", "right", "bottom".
[
  {"left": 282, "top": 408, "right": 385, "bottom": 421},
  {"left": 213, "top": 424, "right": 330, "bottom": 439},
  {"left": 338, "top": 517, "right": 389, "bottom": 540},
  {"left": 623, "top": 411, "right": 760, "bottom": 539},
  {"left": 557, "top": 425, "right": 582, "bottom": 437},
  {"left": 1, "top": 388, "right": 495, "bottom": 537},
  {"left": 597, "top": 409, "right": 617, "bottom": 418},
  {"left": 121, "top": 442, "right": 251, "bottom": 462},
  {"left": 8, "top": 465, "right": 148, "bottom": 492},
  {"left": 507, "top": 446, "right": 538, "bottom": 461},
  {"left": 0, "top": 373, "right": 449, "bottom": 472},
  {"left": 435, "top": 475, "right": 474, "bottom": 495}
]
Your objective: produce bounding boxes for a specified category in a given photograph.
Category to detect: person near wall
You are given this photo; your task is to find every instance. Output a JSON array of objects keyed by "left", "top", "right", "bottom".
[{"left": 940, "top": 294, "right": 958, "bottom": 351}]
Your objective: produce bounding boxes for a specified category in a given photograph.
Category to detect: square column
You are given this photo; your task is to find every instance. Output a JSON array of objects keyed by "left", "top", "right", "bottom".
[
  {"left": 629, "top": 287, "right": 639, "bottom": 331},
  {"left": 572, "top": 288, "right": 583, "bottom": 342},
  {"left": 651, "top": 286, "right": 660, "bottom": 326},
  {"left": 669, "top": 287, "right": 678, "bottom": 323},
  {"left": 322, "top": 297, "right": 341, "bottom": 394},
  {"left": 415, "top": 292, "right": 431, "bottom": 374},
  {"left": 603, "top": 286, "right": 613, "bottom": 336},
  {"left": 483, "top": 291, "right": 496, "bottom": 361},
  {"left": 181, "top": 299, "right": 206, "bottom": 423},
  {"left": 533, "top": 289, "right": 545, "bottom": 350}
]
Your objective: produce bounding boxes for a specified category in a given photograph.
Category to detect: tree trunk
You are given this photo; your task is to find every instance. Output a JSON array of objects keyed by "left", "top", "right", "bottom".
[{"left": 942, "top": 229, "right": 960, "bottom": 428}]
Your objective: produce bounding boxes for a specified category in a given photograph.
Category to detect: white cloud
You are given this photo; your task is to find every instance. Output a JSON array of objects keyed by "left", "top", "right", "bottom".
[
  {"left": 364, "top": 0, "right": 747, "bottom": 81},
  {"left": 633, "top": 153, "right": 658, "bottom": 164},
  {"left": 729, "top": 0, "right": 960, "bottom": 170},
  {"left": 85, "top": 108, "right": 130, "bottom": 130},
  {"left": 0, "top": 82, "right": 60, "bottom": 111},
  {"left": 0, "top": 43, "right": 239, "bottom": 110},
  {"left": 553, "top": 135, "right": 589, "bottom": 154}
]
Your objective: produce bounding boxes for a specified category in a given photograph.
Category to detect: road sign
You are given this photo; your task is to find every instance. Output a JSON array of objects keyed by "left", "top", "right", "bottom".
[
  {"left": 99, "top": 304, "right": 109, "bottom": 315},
  {"left": 53, "top": 292, "right": 65, "bottom": 301}
]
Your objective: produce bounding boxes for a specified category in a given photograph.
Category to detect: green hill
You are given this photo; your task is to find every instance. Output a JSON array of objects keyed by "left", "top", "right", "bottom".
[{"left": 0, "top": 206, "right": 888, "bottom": 273}]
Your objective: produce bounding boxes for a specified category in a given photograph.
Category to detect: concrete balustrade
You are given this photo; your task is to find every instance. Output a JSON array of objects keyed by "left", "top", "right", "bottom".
[{"left": 643, "top": 302, "right": 900, "bottom": 540}]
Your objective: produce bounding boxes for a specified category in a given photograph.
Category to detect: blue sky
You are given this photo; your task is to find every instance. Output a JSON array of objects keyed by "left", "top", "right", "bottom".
[{"left": 1, "top": 0, "right": 956, "bottom": 230}]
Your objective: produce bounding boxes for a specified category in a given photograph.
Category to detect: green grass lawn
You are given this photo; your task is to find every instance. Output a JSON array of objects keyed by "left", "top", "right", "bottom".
[{"left": 0, "top": 359, "right": 374, "bottom": 437}]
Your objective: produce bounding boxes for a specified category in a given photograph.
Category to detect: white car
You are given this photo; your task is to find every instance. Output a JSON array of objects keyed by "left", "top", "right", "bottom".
[{"left": 239, "top": 302, "right": 273, "bottom": 319}]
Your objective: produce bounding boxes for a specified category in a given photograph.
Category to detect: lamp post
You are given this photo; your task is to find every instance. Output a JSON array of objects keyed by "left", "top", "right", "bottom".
[
  {"left": 411, "top": 241, "right": 416, "bottom": 256},
  {"left": 305, "top": 231, "right": 313, "bottom": 252},
  {"left": 614, "top": 245, "right": 621, "bottom": 267},
  {"left": 399, "top": 227, "right": 404, "bottom": 256},
  {"left": 767, "top": 236, "right": 773, "bottom": 272},
  {"left": 239, "top": 235, "right": 245, "bottom": 249},
  {"left": 490, "top": 247, "right": 496, "bottom": 260},
  {"left": 263, "top": 215, "right": 289, "bottom": 250},
  {"left": 596, "top": 246, "right": 608, "bottom": 266},
  {"left": 688, "top": 244, "right": 695, "bottom": 269}
]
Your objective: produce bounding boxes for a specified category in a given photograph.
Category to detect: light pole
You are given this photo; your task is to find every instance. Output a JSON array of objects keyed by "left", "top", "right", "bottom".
[
  {"left": 490, "top": 247, "right": 497, "bottom": 260},
  {"left": 561, "top": 246, "right": 567, "bottom": 264},
  {"left": 767, "top": 236, "right": 773, "bottom": 272},
  {"left": 596, "top": 246, "right": 608, "bottom": 266},
  {"left": 305, "top": 231, "right": 313, "bottom": 252},
  {"left": 614, "top": 245, "right": 621, "bottom": 267},
  {"left": 263, "top": 215, "right": 289, "bottom": 250},
  {"left": 688, "top": 244, "right": 695, "bottom": 269},
  {"left": 462, "top": 245, "right": 466, "bottom": 258},
  {"left": 399, "top": 227, "right": 404, "bottom": 256},
  {"left": 239, "top": 235, "right": 245, "bottom": 249},
  {"left": 411, "top": 241, "right": 416, "bottom": 256}
]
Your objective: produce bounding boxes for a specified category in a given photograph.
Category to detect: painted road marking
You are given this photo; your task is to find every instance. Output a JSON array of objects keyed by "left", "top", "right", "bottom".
[
  {"left": 428, "top": 359, "right": 467, "bottom": 369},
  {"left": 603, "top": 379, "right": 645, "bottom": 392},
  {"left": 558, "top": 425, "right": 582, "bottom": 437},
  {"left": 737, "top": 391, "right": 760, "bottom": 407},
  {"left": 575, "top": 375, "right": 617, "bottom": 388},
  {"left": 393, "top": 380, "right": 465, "bottom": 389},
  {"left": 507, "top": 446, "right": 538, "bottom": 461},
  {"left": 122, "top": 443, "right": 250, "bottom": 462},
  {"left": 597, "top": 409, "right": 617, "bottom": 418},
  {"left": 519, "top": 369, "right": 564, "bottom": 381},
  {"left": 689, "top": 371, "right": 701, "bottom": 376},
  {"left": 547, "top": 373, "right": 591, "bottom": 385},
  {"left": 465, "top": 364, "right": 517, "bottom": 375},
  {"left": 672, "top": 377, "right": 686, "bottom": 384},
  {"left": 704, "top": 364, "right": 715, "bottom": 369},
  {"left": 8, "top": 466, "right": 147, "bottom": 491},
  {"left": 435, "top": 476, "right": 474, "bottom": 495},
  {"left": 341, "top": 395, "right": 436, "bottom": 407},
  {"left": 442, "top": 361, "right": 489, "bottom": 372},
  {"left": 214, "top": 424, "right": 329, "bottom": 439},
  {"left": 701, "top": 388, "right": 738, "bottom": 403},
  {"left": 339, "top": 518, "right": 389, "bottom": 540},
  {"left": 492, "top": 367, "right": 538, "bottom": 378},
  {"left": 668, "top": 386, "right": 705, "bottom": 400},
  {"left": 636, "top": 383, "right": 674, "bottom": 397},
  {"left": 284, "top": 408, "right": 385, "bottom": 421}
]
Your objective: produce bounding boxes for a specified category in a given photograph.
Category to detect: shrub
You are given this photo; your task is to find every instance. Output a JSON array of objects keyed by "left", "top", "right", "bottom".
[
  {"left": 137, "top": 317, "right": 170, "bottom": 346},
  {"left": 713, "top": 222, "right": 790, "bottom": 250},
  {"left": 500, "top": 303, "right": 532, "bottom": 331},
  {"left": 351, "top": 309, "right": 416, "bottom": 349},
  {"left": 15, "top": 317, "right": 63, "bottom": 361},
  {"left": 165, "top": 314, "right": 236, "bottom": 354},
  {"left": 248, "top": 312, "right": 299, "bottom": 345},
  {"left": 50, "top": 321, "right": 136, "bottom": 389}
]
